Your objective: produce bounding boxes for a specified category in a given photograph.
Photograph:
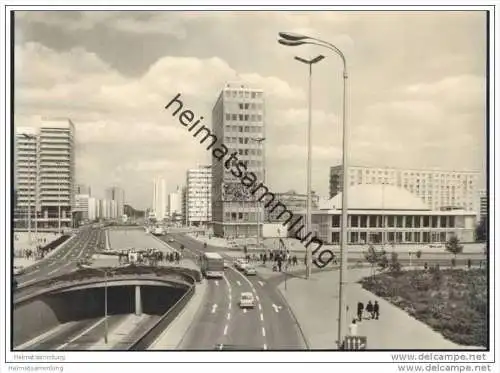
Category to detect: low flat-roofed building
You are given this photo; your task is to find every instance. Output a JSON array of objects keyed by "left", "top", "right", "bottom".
[{"left": 291, "top": 184, "right": 477, "bottom": 245}]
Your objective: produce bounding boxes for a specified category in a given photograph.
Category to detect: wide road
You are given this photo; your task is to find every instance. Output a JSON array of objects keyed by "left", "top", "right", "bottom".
[
  {"left": 15, "top": 227, "right": 106, "bottom": 292},
  {"left": 158, "top": 233, "right": 305, "bottom": 350}
]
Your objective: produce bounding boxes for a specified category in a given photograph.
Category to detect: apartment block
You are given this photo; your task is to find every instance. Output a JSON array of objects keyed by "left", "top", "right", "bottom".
[
  {"left": 186, "top": 166, "right": 211, "bottom": 226},
  {"left": 212, "top": 82, "right": 266, "bottom": 238},
  {"left": 14, "top": 118, "right": 75, "bottom": 230},
  {"left": 152, "top": 176, "right": 167, "bottom": 221},
  {"left": 329, "top": 165, "right": 479, "bottom": 212},
  {"left": 106, "top": 186, "right": 125, "bottom": 218},
  {"left": 267, "top": 190, "right": 320, "bottom": 222}
]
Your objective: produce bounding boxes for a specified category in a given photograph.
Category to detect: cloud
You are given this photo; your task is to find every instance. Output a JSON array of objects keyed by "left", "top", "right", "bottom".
[{"left": 13, "top": 11, "right": 487, "bottom": 207}]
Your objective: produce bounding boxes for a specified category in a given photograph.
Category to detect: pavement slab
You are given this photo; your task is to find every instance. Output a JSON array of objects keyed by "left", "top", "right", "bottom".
[{"left": 278, "top": 267, "right": 484, "bottom": 350}]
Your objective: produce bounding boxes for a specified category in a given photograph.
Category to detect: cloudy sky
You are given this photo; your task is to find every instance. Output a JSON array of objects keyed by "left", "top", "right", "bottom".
[{"left": 14, "top": 10, "right": 487, "bottom": 209}]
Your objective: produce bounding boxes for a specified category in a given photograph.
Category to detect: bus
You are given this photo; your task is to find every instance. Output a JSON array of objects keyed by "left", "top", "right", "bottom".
[{"left": 200, "top": 252, "right": 224, "bottom": 279}]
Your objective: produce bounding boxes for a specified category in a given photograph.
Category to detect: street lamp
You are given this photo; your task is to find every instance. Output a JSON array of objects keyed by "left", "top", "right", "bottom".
[
  {"left": 292, "top": 55, "right": 325, "bottom": 280},
  {"left": 78, "top": 264, "right": 109, "bottom": 344},
  {"left": 278, "top": 31, "right": 349, "bottom": 349},
  {"left": 250, "top": 137, "right": 266, "bottom": 247},
  {"left": 56, "top": 161, "right": 62, "bottom": 235}
]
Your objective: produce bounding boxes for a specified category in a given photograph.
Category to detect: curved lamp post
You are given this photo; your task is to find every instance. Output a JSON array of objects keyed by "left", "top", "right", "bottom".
[
  {"left": 278, "top": 31, "right": 349, "bottom": 349},
  {"left": 250, "top": 136, "right": 266, "bottom": 247}
]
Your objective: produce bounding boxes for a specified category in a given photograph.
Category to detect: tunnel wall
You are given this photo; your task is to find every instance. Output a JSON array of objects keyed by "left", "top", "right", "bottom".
[{"left": 13, "top": 284, "right": 186, "bottom": 348}]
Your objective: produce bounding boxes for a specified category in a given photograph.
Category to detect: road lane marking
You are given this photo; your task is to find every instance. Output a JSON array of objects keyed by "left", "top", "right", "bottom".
[
  {"left": 215, "top": 280, "right": 219, "bottom": 286},
  {"left": 223, "top": 325, "right": 228, "bottom": 335},
  {"left": 47, "top": 268, "right": 59, "bottom": 276},
  {"left": 211, "top": 304, "right": 218, "bottom": 314},
  {"left": 56, "top": 318, "right": 105, "bottom": 350},
  {"left": 272, "top": 304, "right": 282, "bottom": 313},
  {"left": 255, "top": 295, "right": 260, "bottom": 301},
  {"left": 228, "top": 302, "right": 232, "bottom": 310},
  {"left": 227, "top": 313, "right": 231, "bottom": 320},
  {"left": 243, "top": 309, "right": 247, "bottom": 313},
  {"left": 258, "top": 304, "right": 262, "bottom": 311},
  {"left": 258, "top": 281, "right": 265, "bottom": 287},
  {"left": 260, "top": 313, "right": 264, "bottom": 321},
  {"left": 236, "top": 280, "right": 241, "bottom": 286},
  {"left": 261, "top": 327, "right": 266, "bottom": 337},
  {"left": 263, "top": 344, "right": 267, "bottom": 350}
]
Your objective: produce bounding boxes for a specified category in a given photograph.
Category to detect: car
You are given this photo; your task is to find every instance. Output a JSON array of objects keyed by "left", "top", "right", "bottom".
[
  {"left": 168, "top": 238, "right": 175, "bottom": 243},
  {"left": 234, "top": 258, "right": 248, "bottom": 270},
  {"left": 238, "top": 292, "right": 255, "bottom": 309},
  {"left": 244, "top": 265, "right": 257, "bottom": 276},
  {"left": 223, "top": 260, "right": 230, "bottom": 269}
]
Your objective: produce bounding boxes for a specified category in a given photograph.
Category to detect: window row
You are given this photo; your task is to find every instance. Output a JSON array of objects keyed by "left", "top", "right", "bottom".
[
  {"left": 236, "top": 102, "right": 264, "bottom": 110},
  {"left": 225, "top": 125, "right": 263, "bottom": 134},
  {"left": 225, "top": 90, "right": 263, "bottom": 99},
  {"left": 331, "top": 215, "right": 457, "bottom": 228},
  {"left": 224, "top": 212, "right": 261, "bottom": 221},
  {"left": 225, "top": 113, "right": 263, "bottom": 122}
]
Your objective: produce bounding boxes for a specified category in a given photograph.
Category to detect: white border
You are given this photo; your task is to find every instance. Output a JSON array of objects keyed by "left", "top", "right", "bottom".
[{"left": 1, "top": 1, "right": 498, "bottom": 370}]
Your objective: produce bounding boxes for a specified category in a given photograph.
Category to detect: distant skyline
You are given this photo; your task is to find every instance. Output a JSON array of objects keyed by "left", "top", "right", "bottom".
[{"left": 14, "top": 11, "right": 487, "bottom": 209}]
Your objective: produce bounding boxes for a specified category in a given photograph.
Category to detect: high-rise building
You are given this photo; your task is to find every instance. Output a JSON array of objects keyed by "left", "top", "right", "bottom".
[
  {"left": 88, "top": 197, "right": 99, "bottom": 221},
  {"left": 186, "top": 166, "right": 212, "bottom": 226},
  {"left": 181, "top": 186, "right": 187, "bottom": 226},
  {"left": 152, "top": 176, "right": 167, "bottom": 221},
  {"left": 75, "top": 183, "right": 91, "bottom": 196},
  {"left": 168, "top": 187, "right": 183, "bottom": 222},
  {"left": 14, "top": 119, "right": 75, "bottom": 230},
  {"left": 329, "top": 165, "right": 479, "bottom": 212},
  {"left": 105, "top": 186, "right": 125, "bottom": 218},
  {"left": 212, "top": 82, "right": 266, "bottom": 237},
  {"left": 478, "top": 189, "right": 488, "bottom": 221},
  {"left": 14, "top": 127, "right": 38, "bottom": 230},
  {"left": 74, "top": 194, "right": 90, "bottom": 222}
]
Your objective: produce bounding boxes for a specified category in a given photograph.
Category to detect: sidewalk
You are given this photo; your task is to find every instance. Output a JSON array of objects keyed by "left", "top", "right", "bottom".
[
  {"left": 13, "top": 234, "right": 75, "bottom": 270},
  {"left": 279, "top": 267, "right": 484, "bottom": 350},
  {"left": 89, "top": 314, "right": 150, "bottom": 350}
]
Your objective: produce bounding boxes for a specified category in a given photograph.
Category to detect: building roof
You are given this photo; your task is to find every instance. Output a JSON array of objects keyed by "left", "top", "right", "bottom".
[{"left": 319, "top": 184, "right": 430, "bottom": 211}]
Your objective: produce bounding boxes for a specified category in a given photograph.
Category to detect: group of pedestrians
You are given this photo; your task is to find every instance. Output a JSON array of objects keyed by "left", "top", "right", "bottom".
[{"left": 349, "top": 300, "right": 381, "bottom": 336}]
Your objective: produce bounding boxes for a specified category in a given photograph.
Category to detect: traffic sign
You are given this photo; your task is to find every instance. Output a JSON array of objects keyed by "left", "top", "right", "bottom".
[{"left": 343, "top": 336, "right": 367, "bottom": 350}]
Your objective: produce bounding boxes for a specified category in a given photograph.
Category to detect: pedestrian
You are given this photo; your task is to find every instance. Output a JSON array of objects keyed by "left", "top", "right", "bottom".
[
  {"left": 349, "top": 319, "right": 358, "bottom": 336},
  {"left": 270, "top": 252, "right": 274, "bottom": 261},
  {"left": 357, "top": 301, "right": 364, "bottom": 322},
  {"left": 373, "top": 301, "right": 380, "bottom": 320},
  {"left": 366, "top": 301, "right": 374, "bottom": 319}
]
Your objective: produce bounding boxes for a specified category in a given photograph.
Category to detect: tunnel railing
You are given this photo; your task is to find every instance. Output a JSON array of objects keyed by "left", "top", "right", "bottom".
[
  {"left": 14, "top": 267, "right": 197, "bottom": 305},
  {"left": 128, "top": 275, "right": 196, "bottom": 350}
]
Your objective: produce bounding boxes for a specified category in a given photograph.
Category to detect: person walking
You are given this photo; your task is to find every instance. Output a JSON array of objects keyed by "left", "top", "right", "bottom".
[
  {"left": 366, "top": 301, "right": 374, "bottom": 319},
  {"left": 357, "top": 301, "right": 364, "bottom": 322},
  {"left": 373, "top": 301, "right": 380, "bottom": 320},
  {"left": 348, "top": 319, "right": 358, "bottom": 336}
]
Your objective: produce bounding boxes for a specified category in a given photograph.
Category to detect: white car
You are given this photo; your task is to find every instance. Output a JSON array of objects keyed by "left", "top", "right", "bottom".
[
  {"left": 244, "top": 266, "right": 257, "bottom": 276},
  {"left": 239, "top": 292, "right": 255, "bottom": 309},
  {"left": 234, "top": 258, "right": 248, "bottom": 270},
  {"left": 168, "top": 238, "right": 175, "bottom": 243},
  {"left": 223, "top": 260, "right": 230, "bottom": 269}
]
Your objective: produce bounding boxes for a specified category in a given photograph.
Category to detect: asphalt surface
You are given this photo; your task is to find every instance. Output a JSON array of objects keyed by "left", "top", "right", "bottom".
[
  {"left": 14, "top": 227, "right": 107, "bottom": 297},
  {"left": 19, "top": 314, "right": 129, "bottom": 350},
  {"left": 161, "top": 233, "right": 305, "bottom": 351}
]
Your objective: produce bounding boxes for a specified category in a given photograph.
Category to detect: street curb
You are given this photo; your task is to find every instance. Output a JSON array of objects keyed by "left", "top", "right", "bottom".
[
  {"left": 15, "top": 234, "right": 76, "bottom": 271},
  {"left": 174, "top": 279, "right": 209, "bottom": 350},
  {"left": 276, "top": 284, "right": 311, "bottom": 350}
]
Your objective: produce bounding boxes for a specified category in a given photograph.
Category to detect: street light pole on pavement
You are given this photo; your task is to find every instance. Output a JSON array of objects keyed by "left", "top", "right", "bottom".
[
  {"left": 293, "top": 55, "right": 325, "bottom": 280},
  {"left": 79, "top": 264, "right": 109, "bottom": 344},
  {"left": 22, "top": 133, "right": 36, "bottom": 247},
  {"left": 250, "top": 137, "right": 265, "bottom": 248},
  {"left": 278, "top": 32, "right": 349, "bottom": 349}
]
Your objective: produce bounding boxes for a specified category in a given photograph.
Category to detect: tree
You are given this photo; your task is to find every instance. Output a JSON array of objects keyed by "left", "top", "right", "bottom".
[
  {"left": 377, "top": 249, "right": 389, "bottom": 272},
  {"left": 415, "top": 250, "right": 422, "bottom": 260},
  {"left": 475, "top": 216, "right": 488, "bottom": 242},
  {"left": 364, "top": 245, "right": 379, "bottom": 277},
  {"left": 389, "top": 251, "right": 402, "bottom": 274},
  {"left": 445, "top": 234, "right": 463, "bottom": 259}
]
